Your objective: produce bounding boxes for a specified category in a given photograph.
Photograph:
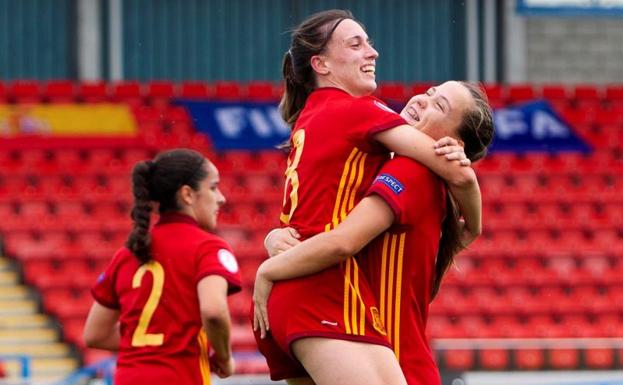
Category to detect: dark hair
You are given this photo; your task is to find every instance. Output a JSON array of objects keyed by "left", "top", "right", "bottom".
[
  {"left": 126, "top": 148, "right": 208, "bottom": 264},
  {"left": 280, "top": 9, "right": 357, "bottom": 126},
  {"left": 431, "top": 82, "right": 494, "bottom": 299}
]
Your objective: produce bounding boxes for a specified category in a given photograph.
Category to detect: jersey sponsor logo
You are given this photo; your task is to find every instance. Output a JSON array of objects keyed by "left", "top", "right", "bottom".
[
  {"left": 373, "top": 100, "right": 397, "bottom": 114},
  {"left": 217, "top": 249, "right": 239, "bottom": 273},
  {"left": 376, "top": 173, "right": 404, "bottom": 194},
  {"left": 370, "top": 307, "right": 387, "bottom": 336},
  {"left": 321, "top": 320, "right": 338, "bottom": 326}
]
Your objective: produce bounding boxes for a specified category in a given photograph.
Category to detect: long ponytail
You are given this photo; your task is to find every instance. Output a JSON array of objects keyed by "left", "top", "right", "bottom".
[{"left": 126, "top": 160, "right": 154, "bottom": 264}]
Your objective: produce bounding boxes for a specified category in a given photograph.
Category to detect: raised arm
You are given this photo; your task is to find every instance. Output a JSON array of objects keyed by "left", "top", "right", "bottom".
[{"left": 374, "top": 126, "right": 482, "bottom": 238}]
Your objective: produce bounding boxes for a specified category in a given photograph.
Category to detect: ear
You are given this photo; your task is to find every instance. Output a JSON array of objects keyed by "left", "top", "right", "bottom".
[
  {"left": 310, "top": 54, "right": 330, "bottom": 76},
  {"left": 177, "top": 185, "right": 195, "bottom": 207}
]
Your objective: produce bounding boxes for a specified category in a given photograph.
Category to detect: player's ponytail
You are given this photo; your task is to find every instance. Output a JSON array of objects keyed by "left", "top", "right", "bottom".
[
  {"left": 126, "top": 148, "right": 208, "bottom": 265},
  {"left": 127, "top": 160, "right": 154, "bottom": 264},
  {"left": 279, "top": 9, "right": 356, "bottom": 128}
]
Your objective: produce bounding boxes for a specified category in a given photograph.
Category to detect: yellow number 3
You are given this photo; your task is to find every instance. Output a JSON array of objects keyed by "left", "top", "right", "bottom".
[{"left": 131, "top": 260, "right": 165, "bottom": 347}]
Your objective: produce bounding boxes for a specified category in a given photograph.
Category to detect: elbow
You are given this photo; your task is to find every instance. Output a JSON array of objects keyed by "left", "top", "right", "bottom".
[
  {"left": 201, "top": 304, "right": 230, "bottom": 327},
  {"left": 333, "top": 235, "right": 362, "bottom": 259},
  {"left": 448, "top": 167, "right": 477, "bottom": 188},
  {"left": 83, "top": 330, "right": 102, "bottom": 349}
]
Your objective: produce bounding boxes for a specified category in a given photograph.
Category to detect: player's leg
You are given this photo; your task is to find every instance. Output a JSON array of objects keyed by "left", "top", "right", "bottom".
[
  {"left": 286, "top": 377, "right": 316, "bottom": 385},
  {"left": 292, "top": 337, "right": 407, "bottom": 385}
]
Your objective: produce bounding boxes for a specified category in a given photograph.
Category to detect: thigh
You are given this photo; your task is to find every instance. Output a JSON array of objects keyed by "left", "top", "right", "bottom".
[{"left": 291, "top": 337, "right": 407, "bottom": 385}]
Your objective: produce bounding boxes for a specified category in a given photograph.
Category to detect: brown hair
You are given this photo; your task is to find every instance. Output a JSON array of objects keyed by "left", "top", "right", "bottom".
[
  {"left": 126, "top": 148, "right": 208, "bottom": 264},
  {"left": 431, "top": 82, "right": 494, "bottom": 299},
  {"left": 280, "top": 9, "right": 357, "bottom": 126}
]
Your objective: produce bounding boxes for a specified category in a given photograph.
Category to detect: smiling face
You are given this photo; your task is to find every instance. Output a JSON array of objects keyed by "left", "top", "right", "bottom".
[
  {"left": 313, "top": 18, "right": 379, "bottom": 97},
  {"left": 186, "top": 161, "right": 226, "bottom": 232},
  {"left": 400, "top": 81, "right": 475, "bottom": 141}
]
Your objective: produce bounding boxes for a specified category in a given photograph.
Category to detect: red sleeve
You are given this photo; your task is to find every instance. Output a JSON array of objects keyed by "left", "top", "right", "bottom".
[
  {"left": 90, "top": 247, "right": 127, "bottom": 309},
  {"left": 365, "top": 156, "right": 439, "bottom": 226},
  {"left": 195, "top": 238, "right": 242, "bottom": 295},
  {"left": 345, "top": 96, "right": 407, "bottom": 152}
]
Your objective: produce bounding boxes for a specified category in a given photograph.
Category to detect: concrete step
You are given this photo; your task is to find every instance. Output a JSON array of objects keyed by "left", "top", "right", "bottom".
[
  {"left": 3, "top": 357, "right": 79, "bottom": 382},
  {"left": 0, "top": 327, "right": 58, "bottom": 344},
  {"left": 1, "top": 313, "right": 51, "bottom": 328},
  {"left": 0, "top": 270, "right": 19, "bottom": 285},
  {"left": 0, "top": 285, "right": 30, "bottom": 300},
  {"left": 0, "top": 298, "right": 38, "bottom": 315},
  {"left": 0, "top": 342, "right": 70, "bottom": 358}
]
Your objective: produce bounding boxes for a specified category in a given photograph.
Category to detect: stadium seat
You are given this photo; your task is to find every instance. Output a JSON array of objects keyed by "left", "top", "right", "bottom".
[
  {"left": 377, "top": 82, "right": 408, "bottom": 103},
  {"left": 10, "top": 80, "right": 41, "bottom": 103},
  {"left": 479, "top": 349, "right": 510, "bottom": 370},
  {"left": 507, "top": 84, "right": 535, "bottom": 104},
  {"left": 44, "top": 80, "right": 75, "bottom": 103},
  {"left": 549, "top": 348, "right": 580, "bottom": 369},
  {"left": 246, "top": 81, "right": 279, "bottom": 101},
  {"left": 146, "top": 80, "right": 175, "bottom": 101},
  {"left": 515, "top": 349, "right": 545, "bottom": 370},
  {"left": 605, "top": 85, "right": 623, "bottom": 102},
  {"left": 585, "top": 348, "right": 615, "bottom": 369},
  {"left": 441, "top": 350, "right": 475, "bottom": 371},
  {"left": 0, "top": 80, "right": 6, "bottom": 102},
  {"left": 78, "top": 81, "right": 108, "bottom": 102},
  {"left": 180, "top": 81, "right": 210, "bottom": 99},
  {"left": 214, "top": 81, "right": 242, "bottom": 100},
  {"left": 111, "top": 81, "right": 143, "bottom": 106}
]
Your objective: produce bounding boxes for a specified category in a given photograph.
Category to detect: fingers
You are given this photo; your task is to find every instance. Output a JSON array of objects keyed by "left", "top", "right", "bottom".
[
  {"left": 435, "top": 145, "right": 464, "bottom": 156},
  {"left": 434, "top": 136, "right": 460, "bottom": 148},
  {"left": 459, "top": 158, "right": 471, "bottom": 166},
  {"left": 286, "top": 227, "right": 301, "bottom": 239}
]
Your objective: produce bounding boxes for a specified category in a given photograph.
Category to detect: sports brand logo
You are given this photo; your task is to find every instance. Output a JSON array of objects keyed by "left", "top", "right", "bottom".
[
  {"left": 218, "top": 249, "right": 239, "bottom": 273},
  {"left": 373, "top": 100, "right": 397, "bottom": 114},
  {"left": 370, "top": 307, "right": 387, "bottom": 335}
]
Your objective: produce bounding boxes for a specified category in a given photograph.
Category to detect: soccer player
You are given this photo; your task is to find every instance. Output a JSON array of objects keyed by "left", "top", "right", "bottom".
[
  {"left": 83, "top": 149, "right": 242, "bottom": 385},
  {"left": 255, "top": 81, "right": 494, "bottom": 385},
  {"left": 253, "top": 9, "right": 483, "bottom": 385}
]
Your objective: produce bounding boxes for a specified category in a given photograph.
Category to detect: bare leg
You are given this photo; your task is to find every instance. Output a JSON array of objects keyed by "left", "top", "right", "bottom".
[
  {"left": 286, "top": 377, "right": 316, "bottom": 385},
  {"left": 291, "top": 338, "right": 406, "bottom": 385}
]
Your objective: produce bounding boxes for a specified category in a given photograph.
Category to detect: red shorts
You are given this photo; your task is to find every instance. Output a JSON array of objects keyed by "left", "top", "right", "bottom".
[{"left": 253, "top": 258, "right": 391, "bottom": 381}]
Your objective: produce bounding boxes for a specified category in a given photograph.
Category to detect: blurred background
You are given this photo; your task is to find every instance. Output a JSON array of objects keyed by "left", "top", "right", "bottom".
[{"left": 0, "top": 0, "right": 622, "bottom": 384}]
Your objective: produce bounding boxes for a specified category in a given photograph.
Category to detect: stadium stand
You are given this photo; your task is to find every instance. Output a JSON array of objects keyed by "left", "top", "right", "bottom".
[{"left": 1, "top": 81, "right": 622, "bottom": 381}]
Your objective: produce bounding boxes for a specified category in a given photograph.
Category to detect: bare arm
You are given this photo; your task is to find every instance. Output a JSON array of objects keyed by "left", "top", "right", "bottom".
[
  {"left": 258, "top": 195, "right": 394, "bottom": 281},
  {"left": 253, "top": 195, "right": 394, "bottom": 337},
  {"left": 197, "top": 275, "right": 234, "bottom": 378},
  {"left": 83, "top": 302, "right": 120, "bottom": 350},
  {"left": 375, "top": 127, "right": 482, "bottom": 237}
]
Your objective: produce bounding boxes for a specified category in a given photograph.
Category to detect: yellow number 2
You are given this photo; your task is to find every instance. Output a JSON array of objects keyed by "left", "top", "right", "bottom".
[
  {"left": 280, "top": 129, "right": 305, "bottom": 224},
  {"left": 131, "top": 260, "right": 165, "bottom": 347}
]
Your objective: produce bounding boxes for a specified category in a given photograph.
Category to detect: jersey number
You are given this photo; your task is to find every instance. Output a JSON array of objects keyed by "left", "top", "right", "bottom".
[
  {"left": 280, "top": 129, "right": 305, "bottom": 224},
  {"left": 131, "top": 260, "right": 165, "bottom": 347}
]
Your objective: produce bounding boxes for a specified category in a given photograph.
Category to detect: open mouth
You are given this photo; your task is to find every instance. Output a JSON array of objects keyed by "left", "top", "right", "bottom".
[
  {"left": 406, "top": 106, "right": 420, "bottom": 122},
  {"left": 361, "top": 64, "right": 375, "bottom": 75}
]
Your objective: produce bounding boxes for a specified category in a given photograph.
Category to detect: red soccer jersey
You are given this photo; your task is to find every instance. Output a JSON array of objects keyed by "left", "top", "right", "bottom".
[
  {"left": 92, "top": 213, "right": 242, "bottom": 385},
  {"left": 360, "top": 156, "right": 447, "bottom": 385},
  {"left": 259, "top": 88, "right": 406, "bottom": 379}
]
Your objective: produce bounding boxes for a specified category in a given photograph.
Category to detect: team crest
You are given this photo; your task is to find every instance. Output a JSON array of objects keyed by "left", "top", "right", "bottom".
[{"left": 370, "top": 307, "right": 387, "bottom": 335}]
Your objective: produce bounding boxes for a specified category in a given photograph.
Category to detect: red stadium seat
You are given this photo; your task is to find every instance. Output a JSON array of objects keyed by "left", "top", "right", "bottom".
[
  {"left": 44, "top": 80, "right": 75, "bottom": 102},
  {"left": 112, "top": 81, "right": 143, "bottom": 106},
  {"left": 0, "top": 80, "right": 6, "bottom": 102},
  {"left": 479, "top": 349, "right": 510, "bottom": 370},
  {"left": 541, "top": 84, "right": 567, "bottom": 101},
  {"left": 442, "top": 349, "right": 475, "bottom": 371},
  {"left": 180, "top": 81, "right": 210, "bottom": 99},
  {"left": 214, "top": 81, "right": 242, "bottom": 100},
  {"left": 147, "top": 80, "right": 175, "bottom": 100},
  {"left": 10, "top": 80, "right": 41, "bottom": 103},
  {"left": 573, "top": 84, "right": 600, "bottom": 101},
  {"left": 515, "top": 349, "right": 545, "bottom": 370},
  {"left": 585, "top": 348, "right": 615, "bottom": 369},
  {"left": 549, "top": 348, "right": 580, "bottom": 369},
  {"left": 78, "top": 81, "right": 108, "bottom": 102},
  {"left": 377, "top": 82, "right": 408, "bottom": 102},
  {"left": 605, "top": 85, "right": 623, "bottom": 102},
  {"left": 507, "top": 84, "right": 535, "bottom": 104},
  {"left": 246, "top": 81, "right": 279, "bottom": 101}
]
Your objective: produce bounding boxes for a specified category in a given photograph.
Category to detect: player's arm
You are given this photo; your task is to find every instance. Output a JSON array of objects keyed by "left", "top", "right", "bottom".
[
  {"left": 197, "top": 275, "right": 234, "bottom": 378},
  {"left": 259, "top": 195, "right": 393, "bottom": 281},
  {"left": 83, "top": 302, "right": 120, "bottom": 350},
  {"left": 253, "top": 195, "right": 394, "bottom": 337},
  {"left": 374, "top": 128, "right": 482, "bottom": 238}
]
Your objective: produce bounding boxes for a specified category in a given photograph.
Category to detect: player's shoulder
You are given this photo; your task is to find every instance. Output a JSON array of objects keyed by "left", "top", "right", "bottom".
[{"left": 354, "top": 95, "right": 399, "bottom": 115}]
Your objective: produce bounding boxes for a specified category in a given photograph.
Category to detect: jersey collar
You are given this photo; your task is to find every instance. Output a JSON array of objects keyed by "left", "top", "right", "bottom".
[{"left": 156, "top": 212, "right": 200, "bottom": 227}]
